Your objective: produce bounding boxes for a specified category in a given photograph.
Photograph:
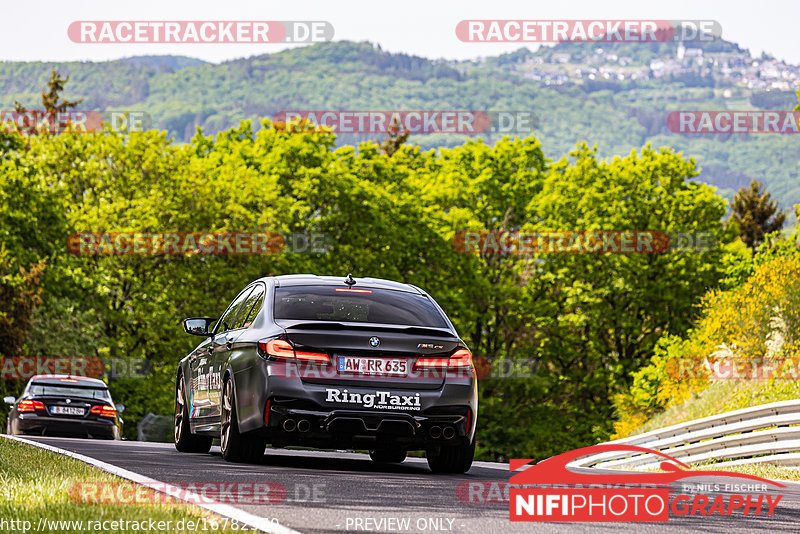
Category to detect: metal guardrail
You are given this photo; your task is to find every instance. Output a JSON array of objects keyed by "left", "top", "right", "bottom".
[
  {"left": 137, "top": 412, "right": 173, "bottom": 442},
  {"left": 571, "top": 399, "right": 800, "bottom": 469}
]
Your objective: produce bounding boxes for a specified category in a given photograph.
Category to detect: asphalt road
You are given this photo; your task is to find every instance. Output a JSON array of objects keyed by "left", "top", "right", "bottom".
[{"left": 13, "top": 436, "right": 800, "bottom": 533}]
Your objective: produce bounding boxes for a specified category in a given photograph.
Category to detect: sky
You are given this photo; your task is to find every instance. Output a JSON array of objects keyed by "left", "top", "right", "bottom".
[{"left": 2, "top": 0, "right": 798, "bottom": 65}]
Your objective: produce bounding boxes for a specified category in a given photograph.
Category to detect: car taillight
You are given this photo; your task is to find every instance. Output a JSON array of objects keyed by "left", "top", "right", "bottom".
[
  {"left": 448, "top": 349, "right": 473, "bottom": 367},
  {"left": 258, "top": 339, "right": 329, "bottom": 362},
  {"left": 415, "top": 349, "right": 473, "bottom": 369},
  {"left": 259, "top": 339, "right": 294, "bottom": 358},
  {"left": 17, "top": 400, "right": 45, "bottom": 412},
  {"left": 90, "top": 405, "right": 116, "bottom": 418},
  {"left": 294, "top": 350, "right": 329, "bottom": 362}
]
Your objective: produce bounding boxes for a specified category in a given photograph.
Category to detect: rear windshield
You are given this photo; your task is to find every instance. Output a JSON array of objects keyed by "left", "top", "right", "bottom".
[
  {"left": 274, "top": 286, "right": 449, "bottom": 328},
  {"left": 29, "top": 383, "right": 112, "bottom": 401}
]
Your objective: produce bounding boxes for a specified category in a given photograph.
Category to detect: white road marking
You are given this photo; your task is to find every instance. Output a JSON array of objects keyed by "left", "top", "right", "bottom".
[{"left": 2, "top": 434, "right": 304, "bottom": 534}]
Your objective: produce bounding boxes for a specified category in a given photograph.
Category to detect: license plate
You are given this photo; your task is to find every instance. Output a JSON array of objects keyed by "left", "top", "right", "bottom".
[
  {"left": 338, "top": 356, "right": 408, "bottom": 377},
  {"left": 51, "top": 406, "right": 84, "bottom": 416}
]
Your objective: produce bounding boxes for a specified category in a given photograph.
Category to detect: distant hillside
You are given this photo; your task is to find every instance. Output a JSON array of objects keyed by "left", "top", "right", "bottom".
[
  {"left": 116, "top": 55, "right": 209, "bottom": 71},
  {"left": 533, "top": 35, "right": 744, "bottom": 64},
  {"left": 1, "top": 40, "right": 798, "bottom": 210}
]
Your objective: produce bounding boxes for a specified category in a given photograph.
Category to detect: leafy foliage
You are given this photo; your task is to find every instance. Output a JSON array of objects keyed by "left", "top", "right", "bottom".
[
  {"left": 613, "top": 243, "right": 800, "bottom": 438},
  {"left": 0, "top": 110, "right": 730, "bottom": 458},
  {"left": 379, "top": 118, "right": 410, "bottom": 157},
  {"left": 0, "top": 41, "right": 798, "bottom": 212},
  {"left": 14, "top": 68, "right": 83, "bottom": 114},
  {"left": 731, "top": 180, "right": 786, "bottom": 251}
]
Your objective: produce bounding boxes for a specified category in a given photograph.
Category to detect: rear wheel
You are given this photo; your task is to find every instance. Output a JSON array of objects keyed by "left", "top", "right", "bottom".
[
  {"left": 174, "top": 376, "right": 212, "bottom": 453},
  {"left": 220, "top": 378, "right": 265, "bottom": 463},
  {"left": 426, "top": 440, "right": 475, "bottom": 474},
  {"left": 369, "top": 448, "right": 407, "bottom": 464}
]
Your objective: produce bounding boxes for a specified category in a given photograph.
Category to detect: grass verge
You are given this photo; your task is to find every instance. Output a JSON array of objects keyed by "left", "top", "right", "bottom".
[
  {"left": 626, "top": 380, "right": 800, "bottom": 481},
  {"left": 0, "top": 437, "right": 243, "bottom": 533},
  {"left": 632, "top": 379, "right": 800, "bottom": 436},
  {"left": 698, "top": 463, "right": 800, "bottom": 482}
]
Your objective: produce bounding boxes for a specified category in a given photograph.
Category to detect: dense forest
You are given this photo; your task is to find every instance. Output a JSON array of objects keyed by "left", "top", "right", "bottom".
[
  {"left": 0, "top": 39, "right": 797, "bottom": 461},
  {"left": 1, "top": 40, "right": 798, "bottom": 211},
  {"left": 0, "top": 116, "right": 735, "bottom": 460}
]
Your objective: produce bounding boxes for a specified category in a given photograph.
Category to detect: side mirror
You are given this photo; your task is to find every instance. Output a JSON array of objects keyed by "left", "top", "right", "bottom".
[
  {"left": 3, "top": 396, "right": 15, "bottom": 405},
  {"left": 183, "top": 317, "right": 217, "bottom": 336},
  {"left": 115, "top": 403, "right": 126, "bottom": 414}
]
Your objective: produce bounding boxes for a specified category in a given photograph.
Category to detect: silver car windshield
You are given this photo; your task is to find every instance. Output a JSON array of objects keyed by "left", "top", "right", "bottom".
[
  {"left": 29, "top": 384, "right": 112, "bottom": 401},
  {"left": 274, "top": 286, "right": 449, "bottom": 328}
]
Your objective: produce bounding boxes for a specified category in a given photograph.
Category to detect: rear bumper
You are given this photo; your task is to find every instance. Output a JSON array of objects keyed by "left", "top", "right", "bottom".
[
  {"left": 224, "top": 357, "right": 478, "bottom": 450},
  {"left": 261, "top": 402, "right": 473, "bottom": 449},
  {"left": 13, "top": 414, "right": 117, "bottom": 439}
]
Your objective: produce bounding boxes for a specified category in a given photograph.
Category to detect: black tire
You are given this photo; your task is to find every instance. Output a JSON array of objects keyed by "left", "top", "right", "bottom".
[
  {"left": 220, "top": 378, "right": 265, "bottom": 463},
  {"left": 369, "top": 448, "right": 407, "bottom": 464},
  {"left": 174, "top": 375, "right": 212, "bottom": 453},
  {"left": 426, "top": 440, "right": 475, "bottom": 474}
]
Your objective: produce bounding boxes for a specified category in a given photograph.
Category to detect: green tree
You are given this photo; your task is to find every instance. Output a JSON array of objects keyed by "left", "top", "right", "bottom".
[
  {"left": 379, "top": 117, "right": 410, "bottom": 157},
  {"left": 515, "top": 144, "right": 728, "bottom": 457},
  {"left": 3, "top": 118, "right": 732, "bottom": 456},
  {"left": 14, "top": 68, "right": 83, "bottom": 114},
  {"left": 0, "top": 160, "right": 70, "bottom": 421},
  {"left": 730, "top": 180, "right": 786, "bottom": 252}
]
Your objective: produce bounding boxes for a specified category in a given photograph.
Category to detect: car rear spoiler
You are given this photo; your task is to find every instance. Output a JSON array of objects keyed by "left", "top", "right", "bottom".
[{"left": 275, "top": 321, "right": 457, "bottom": 338}]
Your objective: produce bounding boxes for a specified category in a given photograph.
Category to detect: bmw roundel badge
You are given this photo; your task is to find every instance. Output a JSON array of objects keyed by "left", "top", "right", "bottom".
[{"left": 369, "top": 336, "right": 380, "bottom": 347}]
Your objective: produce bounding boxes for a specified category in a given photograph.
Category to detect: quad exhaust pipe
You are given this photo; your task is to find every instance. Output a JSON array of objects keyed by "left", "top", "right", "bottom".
[
  {"left": 283, "top": 418, "right": 311, "bottom": 433},
  {"left": 430, "top": 425, "right": 456, "bottom": 440}
]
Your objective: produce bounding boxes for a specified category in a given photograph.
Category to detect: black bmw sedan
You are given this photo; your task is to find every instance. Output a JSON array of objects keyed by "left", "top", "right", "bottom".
[
  {"left": 175, "top": 274, "right": 477, "bottom": 473},
  {"left": 5, "top": 375, "right": 123, "bottom": 440}
]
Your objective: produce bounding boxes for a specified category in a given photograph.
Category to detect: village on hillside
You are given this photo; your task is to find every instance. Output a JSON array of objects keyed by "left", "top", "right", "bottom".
[{"left": 500, "top": 44, "right": 797, "bottom": 90}]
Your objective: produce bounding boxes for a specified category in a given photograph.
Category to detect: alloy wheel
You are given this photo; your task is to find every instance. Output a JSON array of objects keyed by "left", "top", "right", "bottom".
[
  {"left": 174, "top": 379, "right": 185, "bottom": 443},
  {"left": 221, "top": 380, "right": 233, "bottom": 454}
]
